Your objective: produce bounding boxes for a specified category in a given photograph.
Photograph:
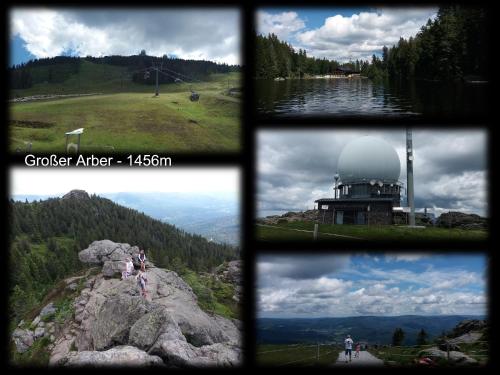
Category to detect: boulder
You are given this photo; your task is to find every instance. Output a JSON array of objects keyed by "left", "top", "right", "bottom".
[
  {"left": 60, "top": 346, "right": 164, "bottom": 367},
  {"left": 40, "top": 302, "right": 57, "bottom": 318},
  {"left": 32, "top": 315, "right": 41, "bottom": 327},
  {"left": 419, "top": 347, "right": 477, "bottom": 365},
  {"left": 12, "top": 328, "right": 34, "bottom": 353},
  {"left": 34, "top": 327, "right": 46, "bottom": 339},
  {"left": 62, "top": 190, "right": 90, "bottom": 200}
]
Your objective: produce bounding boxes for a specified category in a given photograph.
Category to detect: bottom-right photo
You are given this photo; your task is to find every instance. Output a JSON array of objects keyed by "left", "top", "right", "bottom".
[{"left": 256, "top": 253, "right": 488, "bottom": 367}]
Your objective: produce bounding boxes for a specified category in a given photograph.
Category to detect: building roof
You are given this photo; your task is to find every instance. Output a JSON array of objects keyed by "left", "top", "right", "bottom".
[{"left": 315, "top": 198, "right": 395, "bottom": 203}]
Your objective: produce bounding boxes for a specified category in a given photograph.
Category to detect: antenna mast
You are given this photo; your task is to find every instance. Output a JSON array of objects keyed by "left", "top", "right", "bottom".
[{"left": 406, "top": 127, "right": 415, "bottom": 226}]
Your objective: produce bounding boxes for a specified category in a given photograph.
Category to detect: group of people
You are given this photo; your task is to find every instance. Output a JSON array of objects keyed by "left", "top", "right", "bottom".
[
  {"left": 121, "top": 249, "right": 148, "bottom": 298},
  {"left": 344, "top": 335, "right": 361, "bottom": 362}
]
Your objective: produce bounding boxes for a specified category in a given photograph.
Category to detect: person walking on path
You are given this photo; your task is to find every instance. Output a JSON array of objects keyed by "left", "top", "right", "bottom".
[
  {"left": 121, "top": 257, "right": 134, "bottom": 280},
  {"left": 138, "top": 249, "right": 147, "bottom": 272},
  {"left": 344, "top": 335, "right": 354, "bottom": 363},
  {"left": 355, "top": 343, "right": 361, "bottom": 358}
]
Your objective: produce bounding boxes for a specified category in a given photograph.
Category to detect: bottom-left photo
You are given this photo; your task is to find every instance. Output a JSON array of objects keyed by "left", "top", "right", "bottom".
[{"left": 8, "top": 167, "right": 242, "bottom": 367}]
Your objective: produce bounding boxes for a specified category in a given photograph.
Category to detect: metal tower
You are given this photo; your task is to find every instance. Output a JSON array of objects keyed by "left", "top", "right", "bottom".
[{"left": 406, "top": 127, "right": 415, "bottom": 226}]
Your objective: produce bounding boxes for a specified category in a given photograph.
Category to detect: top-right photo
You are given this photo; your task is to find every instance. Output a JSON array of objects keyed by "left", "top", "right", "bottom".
[{"left": 255, "top": 5, "right": 488, "bottom": 119}]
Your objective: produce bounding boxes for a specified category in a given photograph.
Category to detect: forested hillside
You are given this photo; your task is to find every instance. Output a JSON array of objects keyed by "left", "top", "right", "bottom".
[
  {"left": 10, "top": 52, "right": 240, "bottom": 90},
  {"left": 9, "top": 191, "right": 238, "bottom": 323},
  {"left": 255, "top": 6, "right": 487, "bottom": 81}
]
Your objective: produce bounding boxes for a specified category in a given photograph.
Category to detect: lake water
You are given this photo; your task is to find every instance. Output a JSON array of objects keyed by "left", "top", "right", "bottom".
[{"left": 255, "top": 78, "right": 488, "bottom": 118}]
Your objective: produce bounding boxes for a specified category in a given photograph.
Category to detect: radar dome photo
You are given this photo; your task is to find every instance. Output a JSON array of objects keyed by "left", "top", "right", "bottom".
[{"left": 337, "top": 136, "right": 401, "bottom": 184}]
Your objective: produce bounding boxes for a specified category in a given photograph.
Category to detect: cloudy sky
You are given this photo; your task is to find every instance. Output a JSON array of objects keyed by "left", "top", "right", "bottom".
[
  {"left": 257, "top": 254, "right": 487, "bottom": 318},
  {"left": 10, "top": 8, "right": 240, "bottom": 66},
  {"left": 10, "top": 167, "right": 239, "bottom": 197},
  {"left": 257, "top": 7, "right": 437, "bottom": 61},
  {"left": 257, "top": 129, "right": 488, "bottom": 218}
]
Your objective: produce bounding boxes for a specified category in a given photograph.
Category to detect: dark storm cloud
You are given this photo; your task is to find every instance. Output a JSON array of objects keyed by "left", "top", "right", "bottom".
[
  {"left": 257, "top": 129, "right": 487, "bottom": 216},
  {"left": 258, "top": 255, "right": 349, "bottom": 281}
]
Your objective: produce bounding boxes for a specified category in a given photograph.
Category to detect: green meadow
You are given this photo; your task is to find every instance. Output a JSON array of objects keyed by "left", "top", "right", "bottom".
[
  {"left": 256, "top": 221, "right": 487, "bottom": 242},
  {"left": 10, "top": 61, "right": 240, "bottom": 153}
]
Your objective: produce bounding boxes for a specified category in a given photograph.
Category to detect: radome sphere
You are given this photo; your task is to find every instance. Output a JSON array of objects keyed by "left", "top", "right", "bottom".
[{"left": 337, "top": 136, "right": 401, "bottom": 184}]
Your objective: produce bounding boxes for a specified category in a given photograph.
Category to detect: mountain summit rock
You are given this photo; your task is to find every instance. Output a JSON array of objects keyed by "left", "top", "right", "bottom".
[
  {"left": 62, "top": 190, "right": 90, "bottom": 200},
  {"left": 14, "top": 240, "right": 242, "bottom": 367}
]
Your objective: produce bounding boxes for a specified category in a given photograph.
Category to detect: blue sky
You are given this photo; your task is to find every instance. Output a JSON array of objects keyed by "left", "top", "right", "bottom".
[
  {"left": 257, "top": 7, "right": 438, "bottom": 62},
  {"left": 258, "top": 254, "right": 487, "bottom": 318},
  {"left": 9, "top": 8, "right": 240, "bottom": 67}
]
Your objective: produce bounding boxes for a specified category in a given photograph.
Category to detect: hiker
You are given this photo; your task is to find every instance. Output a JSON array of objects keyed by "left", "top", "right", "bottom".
[
  {"left": 355, "top": 342, "right": 361, "bottom": 358},
  {"left": 138, "top": 249, "right": 147, "bottom": 272},
  {"left": 121, "top": 257, "right": 134, "bottom": 280},
  {"left": 344, "top": 334, "right": 354, "bottom": 363},
  {"left": 136, "top": 270, "right": 148, "bottom": 298}
]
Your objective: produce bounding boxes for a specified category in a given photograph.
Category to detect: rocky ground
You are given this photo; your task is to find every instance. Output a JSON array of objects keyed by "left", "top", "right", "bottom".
[
  {"left": 257, "top": 210, "right": 319, "bottom": 225},
  {"left": 11, "top": 240, "right": 242, "bottom": 367}
]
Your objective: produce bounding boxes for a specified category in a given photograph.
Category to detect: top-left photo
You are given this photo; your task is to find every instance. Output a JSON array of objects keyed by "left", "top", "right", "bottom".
[{"left": 9, "top": 7, "right": 242, "bottom": 154}]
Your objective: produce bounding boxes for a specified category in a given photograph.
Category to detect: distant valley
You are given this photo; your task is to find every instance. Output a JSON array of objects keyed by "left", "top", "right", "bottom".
[{"left": 257, "top": 315, "right": 485, "bottom": 345}]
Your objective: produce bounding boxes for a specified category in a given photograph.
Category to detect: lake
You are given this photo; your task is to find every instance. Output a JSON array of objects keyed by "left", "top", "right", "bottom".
[{"left": 255, "top": 78, "right": 488, "bottom": 118}]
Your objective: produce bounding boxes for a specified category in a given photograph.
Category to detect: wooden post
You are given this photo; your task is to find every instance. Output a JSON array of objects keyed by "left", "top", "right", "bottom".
[{"left": 313, "top": 223, "right": 319, "bottom": 240}]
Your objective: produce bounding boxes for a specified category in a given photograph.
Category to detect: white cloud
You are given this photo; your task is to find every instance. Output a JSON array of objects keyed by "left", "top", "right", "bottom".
[
  {"left": 10, "top": 8, "right": 240, "bottom": 65},
  {"left": 258, "top": 255, "right": 486, "bottom": 317},
  {"left": 259, "top": 8, "right": 438, "bottom": 62},
  {"left": 257, "top": 11, "right": 305, "bottom": 40}
]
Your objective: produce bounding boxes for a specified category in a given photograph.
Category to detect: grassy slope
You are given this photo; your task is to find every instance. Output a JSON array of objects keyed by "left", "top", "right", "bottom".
[
  {"left": 257, "top": 344, "right": 341, "bottom": 366},
  {"left": 256, "top": 221, "right": 487, "bottom": 242},
  {"left": 10, "top": 61, "right": 241, "bottom": 153}
]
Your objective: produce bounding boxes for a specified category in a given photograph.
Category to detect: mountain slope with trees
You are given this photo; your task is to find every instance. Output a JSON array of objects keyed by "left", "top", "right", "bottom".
[{"left": 9, "top": 191, "right": 239, "bottom": 324}]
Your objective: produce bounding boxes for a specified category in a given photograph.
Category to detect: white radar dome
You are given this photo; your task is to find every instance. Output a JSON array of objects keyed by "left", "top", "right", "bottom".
[{"left": 337, "top": 136, "right": 401, "bottom": 184}]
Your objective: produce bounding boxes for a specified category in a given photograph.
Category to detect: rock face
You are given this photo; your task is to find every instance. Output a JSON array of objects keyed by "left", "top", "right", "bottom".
[
  {"left": 436, "top": 212, "right": 487, "bottom": 229},
  {"left": 215, "top": 260, "right": 242, "bottom": 303},
  {"left": 79, "top": 240, "right": 152, "bottom": 277},
  {"left": 62, "top": 190, "right": 90, "bottom": 200},
  {"left": 50, "top": 240, "right": 241, "bottom": 368},
  {"left": 258, "top": 210, "right": 319, "bottom": 225},
  {"left": 12, "top": 328, "right": 34, "bottom": 353},
  {"left": 60, "top": 346, "right": 164, "bottom": 367},
  {"left": 419, "top": 347, "right": 477, "bottom": 365}
]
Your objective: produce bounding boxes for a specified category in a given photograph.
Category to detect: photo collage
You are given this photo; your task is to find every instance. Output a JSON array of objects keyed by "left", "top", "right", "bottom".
[{"left": 3, "top": 1, "right": 495, "bottom": 370}]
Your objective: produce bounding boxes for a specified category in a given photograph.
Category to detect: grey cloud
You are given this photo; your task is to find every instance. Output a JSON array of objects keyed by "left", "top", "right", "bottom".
[{"left": 257, "top": 129, "right": 487, "bottom": 217}]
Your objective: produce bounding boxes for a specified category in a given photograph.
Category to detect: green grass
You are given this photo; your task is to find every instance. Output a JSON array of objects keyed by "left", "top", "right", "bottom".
[
  {"left": 10, "top": 70, "right": 241, "bottom": 153},
  {"left": 180, "top": 268, "right": 239, "bottom": 320},
  {"left": 257, "top": 344, "right": 341, "bottom": 366},
  {"left": 256, "top": 221, "right": 487, "bottom": 242}
]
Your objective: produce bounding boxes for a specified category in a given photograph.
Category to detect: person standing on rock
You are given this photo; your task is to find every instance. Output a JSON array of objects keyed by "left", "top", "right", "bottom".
[
  {"left": 136, "top": 270, "right": 148, "bottom": 298},
  {"left": 344, "top": 335, "right": 354, "bottom": 363},
  {"left": 121, "top": 257, "right": 134, "bottom": 280},
  {"left": 138, "top": 249, "right": 147, "bottom": 272}
]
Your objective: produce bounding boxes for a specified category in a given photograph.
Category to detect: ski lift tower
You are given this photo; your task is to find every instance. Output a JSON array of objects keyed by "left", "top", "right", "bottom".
[{"left": 65, "top": 128, "right": 84, "bottom": 154}]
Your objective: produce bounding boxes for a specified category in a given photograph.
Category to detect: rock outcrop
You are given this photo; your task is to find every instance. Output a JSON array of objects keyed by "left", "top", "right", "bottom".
[
  {"left": 257, "top": 210, "right": 319, "bottom": 225},
  {"left": 418, "top": 347, "right": 477, "bottom": 365},
  {"left": 48, "top": 240, "right": 241, "bottom": 368},
  {"left": 62, "top": 189, "right": 90, "bottom": 200},
  {"left": 215, "top": 260, "right": 242, "bottom": 302},
  {"left": 436, "top": 212, "right": 487, "bottom": 229}
]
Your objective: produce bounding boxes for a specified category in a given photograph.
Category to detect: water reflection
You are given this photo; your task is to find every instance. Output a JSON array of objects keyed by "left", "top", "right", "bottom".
[{"left": 256, "top": 78, "right": 487, "bottom": 118}]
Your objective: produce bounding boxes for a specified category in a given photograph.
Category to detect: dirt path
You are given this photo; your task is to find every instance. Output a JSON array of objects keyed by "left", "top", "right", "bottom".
[{"left": 333, "top": 350, "right": 384, "bottom": 366}]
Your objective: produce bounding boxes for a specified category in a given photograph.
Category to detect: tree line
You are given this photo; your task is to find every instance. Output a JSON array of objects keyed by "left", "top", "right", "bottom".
[
  {"left": 9, "top": 194, "right": 239, "bottom": 322},
  {"left": 255, "top": 5, "right": 487, "bottom": 82},
  {"left": 10, "top": 52, "right": 240, "bottom": 89}
]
